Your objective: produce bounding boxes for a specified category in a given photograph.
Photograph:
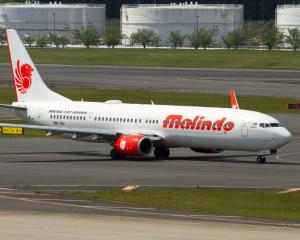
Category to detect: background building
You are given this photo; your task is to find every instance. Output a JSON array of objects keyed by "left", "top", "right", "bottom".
[
  {"left": 121, "top": 3, "right": 244, "bottom": 47},
  {"left": 276, "top": 5, "right": 300, "bottom": 36},
  {"left": 0, "top": 2, "right": 106, "bottom": 37}
]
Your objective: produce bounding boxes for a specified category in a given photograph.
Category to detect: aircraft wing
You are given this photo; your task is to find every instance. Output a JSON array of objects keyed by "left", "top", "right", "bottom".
[{"left": 0, "top": 123, "right": 163, "bottom": 141}]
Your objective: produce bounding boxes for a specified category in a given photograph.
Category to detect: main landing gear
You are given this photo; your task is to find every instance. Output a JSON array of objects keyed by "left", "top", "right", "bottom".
[
  {"left": 256, "top": 155, "right": 266, "bottom": 164},
  {"left": 110, "top": 147, "right": 171, "bottom": 160},
  {"left": 110, "top": 149, "right": 125, "bottom": 160},
  {"left": 154, "top": 147, "right": 170, "bottom": 160}
]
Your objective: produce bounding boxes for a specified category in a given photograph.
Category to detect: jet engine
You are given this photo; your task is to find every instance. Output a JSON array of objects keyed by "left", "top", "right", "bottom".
[{"left": 114, "top": 135, "right": 153, "bottom": 156}]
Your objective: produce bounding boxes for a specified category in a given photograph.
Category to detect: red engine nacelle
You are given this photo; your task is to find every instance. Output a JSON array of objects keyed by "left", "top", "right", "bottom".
[
  {"left": 191, "top": 148, "right": 223, "bottom": 154},
  {"left": 114, "top": 135, "right": 153, "bottom": 156}
]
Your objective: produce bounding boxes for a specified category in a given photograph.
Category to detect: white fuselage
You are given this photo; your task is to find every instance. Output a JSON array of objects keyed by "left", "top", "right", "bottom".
[{"left": 15, "top": 101, "right": 292, "bottom": 152}]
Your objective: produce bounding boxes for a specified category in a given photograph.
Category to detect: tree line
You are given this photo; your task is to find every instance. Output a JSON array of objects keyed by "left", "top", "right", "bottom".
[
  {"left": 1, "top": 21, "right": 300, "bottom": 50},
  {"left": 0, "top": 28, "right": 100, "bottom": 48},
  {"left": 107, "top": 21, "right": 300, "bottom": 51}
]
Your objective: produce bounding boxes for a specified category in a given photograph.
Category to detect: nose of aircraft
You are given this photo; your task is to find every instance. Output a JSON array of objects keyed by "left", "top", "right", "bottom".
[{"left": 275, "top": 128, "right": 293, "bottom": 147}]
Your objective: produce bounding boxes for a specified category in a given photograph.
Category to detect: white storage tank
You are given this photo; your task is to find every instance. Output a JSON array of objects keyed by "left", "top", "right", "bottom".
[
  {"left": 276, "top": 5, "right": 300, "bottom": 35},
  {"left": 121, "top": 3, "right": 244, "bottom": 47},
  {"left": 0, "top": 2, "right": 106, "bottom": 37}
]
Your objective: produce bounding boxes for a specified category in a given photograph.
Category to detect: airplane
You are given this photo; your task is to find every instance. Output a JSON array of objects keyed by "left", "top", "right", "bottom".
[{"left": 0, "top": 29, "right": 293, "bottom": 164}]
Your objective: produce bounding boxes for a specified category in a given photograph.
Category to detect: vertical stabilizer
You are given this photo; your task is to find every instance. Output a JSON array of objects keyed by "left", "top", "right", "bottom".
[{"left": 6, "top": 29, "right": 70, "bottom": 102}]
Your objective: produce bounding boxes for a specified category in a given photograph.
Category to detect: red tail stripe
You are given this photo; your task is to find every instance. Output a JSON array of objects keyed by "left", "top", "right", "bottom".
[{"left": 6, "top": 31, "right": 18, "bottom": 101}]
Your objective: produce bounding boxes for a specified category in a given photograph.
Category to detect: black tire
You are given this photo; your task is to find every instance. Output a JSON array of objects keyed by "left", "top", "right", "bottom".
[
  {"left": 110, "top": 149, "right": 124, "bottom": 160},
  {"left": 256, "top": 156, "right": 266, "bottom": 164},
  {"left": 154, "top": 147, "right": 170, "bottom": 160}
]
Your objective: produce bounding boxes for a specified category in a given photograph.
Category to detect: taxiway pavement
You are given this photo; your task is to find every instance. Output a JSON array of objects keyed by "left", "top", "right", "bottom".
[
  {"left": 2, "top": 210, "right": 299, "bottom": 240},
  {"left": 0, "top": 64, "right": 299, "bottom": 236},
  {"left": 1, "top": 64, "right": 300, "bottom": 97},
  {"left": 0, "top": 188, "right": 299, "bottom": 240},
  {"left": 0, "top": 114, "right": 299, "bottom": 189},
  {"left": 0, "top": 136, "right": 299, "bottom": 189}
]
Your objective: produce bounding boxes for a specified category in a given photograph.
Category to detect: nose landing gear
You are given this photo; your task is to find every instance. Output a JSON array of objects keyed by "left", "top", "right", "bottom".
[{"left": 256, "top": 150, "right": 277, "bottom": 164}]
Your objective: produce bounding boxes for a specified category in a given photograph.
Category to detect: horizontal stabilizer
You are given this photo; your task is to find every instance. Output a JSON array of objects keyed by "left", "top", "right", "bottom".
[{"left": 0, "top": 104, "right": 27, "bottom": 110}]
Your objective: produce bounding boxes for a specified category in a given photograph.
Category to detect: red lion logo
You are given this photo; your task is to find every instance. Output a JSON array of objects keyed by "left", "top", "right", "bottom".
[{"left": 15, "top": 60, "right": 34, "bottom": 94}]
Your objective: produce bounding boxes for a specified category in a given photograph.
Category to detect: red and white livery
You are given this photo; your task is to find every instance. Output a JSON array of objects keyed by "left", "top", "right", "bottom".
[{"left": 0, "top": 29, "right": 292, "bottom": 163}]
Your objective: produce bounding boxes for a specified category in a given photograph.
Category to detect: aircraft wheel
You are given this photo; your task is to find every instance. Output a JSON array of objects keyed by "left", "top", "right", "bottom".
[
  {"left": 154, "top": 147, "right": 170, "bottom": 160},
  {"left": 256, "top": 155, "right": 266, "bottom": 164},
  {"left": 110, "top": 149, "right": 124, "bottom": 160}
]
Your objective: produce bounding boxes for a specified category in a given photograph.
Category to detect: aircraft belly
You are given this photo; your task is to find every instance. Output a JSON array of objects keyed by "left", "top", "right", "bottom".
[{"left": 164, "top": 132, "right": 268, "bottom": 151}]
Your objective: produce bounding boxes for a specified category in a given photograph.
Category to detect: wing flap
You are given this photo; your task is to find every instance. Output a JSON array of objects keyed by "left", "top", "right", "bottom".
[
  {"left": 0, "top": 123, "right": 117, "bottom": 137},
  {"left": 0, "top": 123, "right": 163, "bottom": 141}
]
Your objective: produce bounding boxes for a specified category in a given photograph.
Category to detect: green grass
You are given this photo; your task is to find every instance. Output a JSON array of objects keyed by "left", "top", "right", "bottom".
[
  {"left": 73, "top": 188, "right": 300, "bottom": 221},
  {"left": 1, "top": 47, "right": 300, "bottom": 70},
  {"left": 0, "top": 87, "right": 298, "bottom": 114}
]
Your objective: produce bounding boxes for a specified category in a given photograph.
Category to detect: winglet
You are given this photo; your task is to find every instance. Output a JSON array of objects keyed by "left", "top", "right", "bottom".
[{"left": 230, "top": 89, "right": 239, "bottom": 109}]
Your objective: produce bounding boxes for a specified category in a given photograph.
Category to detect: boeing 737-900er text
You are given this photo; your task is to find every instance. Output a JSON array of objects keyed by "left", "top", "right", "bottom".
[{"left": 0, "top": 29, "right": 293, "bottom": 163}]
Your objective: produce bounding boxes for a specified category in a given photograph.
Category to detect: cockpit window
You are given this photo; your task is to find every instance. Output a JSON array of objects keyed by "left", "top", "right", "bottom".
[{"left": 259, "top": 123, "right": 281, "bottom": 128}]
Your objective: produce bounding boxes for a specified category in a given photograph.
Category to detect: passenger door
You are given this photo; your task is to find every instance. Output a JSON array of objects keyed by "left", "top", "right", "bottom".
[{"left": 241, "top": 121, "right": 248, "bottom": 137}]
